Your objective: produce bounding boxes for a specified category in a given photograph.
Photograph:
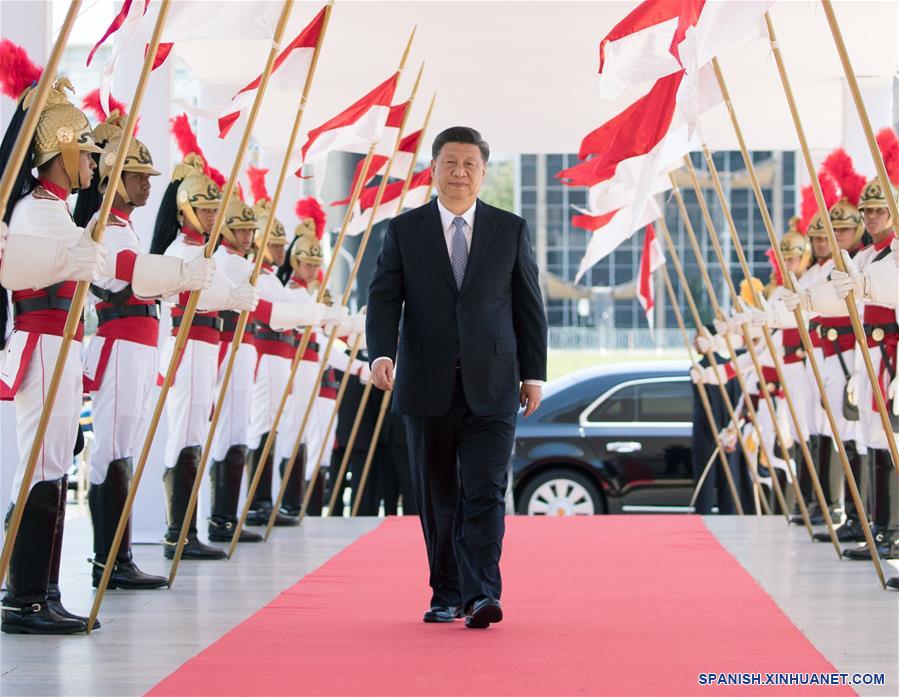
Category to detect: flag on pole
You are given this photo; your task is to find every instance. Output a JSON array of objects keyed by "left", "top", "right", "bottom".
[
  {"left": 331, "top": 127, "right": 422, "bottom": 207},
  {"left": 636, "top": 223, "right": 665, "bottom": 332},
  {"left": 574, "top": 198, "right": 662, "bottom": 282},
  {"left": 161, "top": 0, "right": 282, "bottom": 41},
  {"left": 299, "top": 72, "right": 399, "bottom": 167},
  {"left": 218, "top": 6, "right": 328, "bottom": 138},
  {"left": 347, "top": 168, "right": 432, "bottom": 235}
]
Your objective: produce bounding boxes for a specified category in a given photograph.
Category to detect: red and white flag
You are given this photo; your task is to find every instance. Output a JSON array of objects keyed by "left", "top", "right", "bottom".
[
  {"left": 217, "top": 6, "right": 328, "bottom": 138},
  {"left": 332, "top": 128, "right": 422, "bottom": 207},
  {"left": 299, "top": 72, "right": 399, "bottom": 167},
  {"left": 348, "top": 168, "right": 432, "bottom": 235},
  {"left": 636, "top": 223, "right": 665, "bottom": 332},
  {"left": 161, "top": 0, "right": 282, "bottom": 41},
  {"left": 573, "top": 198, "right": 662, "bottom": 282}
]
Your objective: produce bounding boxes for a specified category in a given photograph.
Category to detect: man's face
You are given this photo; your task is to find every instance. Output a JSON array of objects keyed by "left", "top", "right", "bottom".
[
  {"left": 863, "top": 207, "right": 891, "bottom": 237},
  {"left": 193, "top": 206, "right": 218, "bottom": 234},
  {"left": 784, "top": 255, "right": 803, "bottom": 276},
  {"left": 233, "top": 228, "right": 254, "bottom": 254},
  {"left": 811, "top": 236, "right": 832, "bottom": 260},
  {"left": 122, "top": 171, "right": 151, "bottom": 207},
  {"left": 296, "top": 259, "right": 319, "bottom": 283},
  {"left": 431, "top": 142, "right": 486, "bottom": 206},
  {"left": 269, "top": 243, "right": 287, "bottom": 267},
  {"left": 78, "top": 151, "right": 96, "bottom": 189},
  {"left": 833, "top": 226, "right": 857, "bottom": 251}
]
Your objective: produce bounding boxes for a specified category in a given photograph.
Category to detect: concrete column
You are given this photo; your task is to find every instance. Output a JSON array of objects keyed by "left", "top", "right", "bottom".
[{"left": 841, "top": 77, "right": 894, "bottom": 175}]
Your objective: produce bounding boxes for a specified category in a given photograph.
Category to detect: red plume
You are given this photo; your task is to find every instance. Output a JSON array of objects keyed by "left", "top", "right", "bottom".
[
  {"left": 0, "top": 39, "right": 43, "bottom": 101},
  {"left": 81, "top": 88, "right": 138, "bottom": 135},
  {"left": 247, "top": 167, "right": 270, "bottom": 204},
  {"left": 876, "top": 128, "right": 899, "bottom": 185},
  {"left": 295, "top": 197, "right": 326, "bottom": 240},
  {"left": 170, "top": 113, "right": 224, "bottom": 186},
  {"left": 317, "top": 268, "right": 324, "bottom": 284},
  {"left": 822, "top": 148, "right": 866, "bottom": 206},
  {"left": 236, "top": 181, "right": 245, "bottom": 203},
  {"left": 765, "top": 248, "right": 783, "bottom": 287},
  {"left": 798, "top": 171, "right": 839, "bottom": 233}
]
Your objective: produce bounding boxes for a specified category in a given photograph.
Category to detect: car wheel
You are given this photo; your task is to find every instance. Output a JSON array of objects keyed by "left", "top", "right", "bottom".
[{"left": 517, "top": 468, "right": 604, "bottom": 516}]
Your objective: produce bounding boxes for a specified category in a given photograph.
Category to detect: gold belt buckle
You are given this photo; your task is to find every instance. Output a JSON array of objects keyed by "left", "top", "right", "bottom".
[
  {"left": 796, "top": 348, "right": 806, "bottom": 358},
  {"left": 766, "top": 382, "right": 777, "bottom": 394},
  {"left": 872, "top": 327, "right": 886, "bottom": 342},
  {"left": 826, "top": 328, "right": 839, "bottom": 341}
]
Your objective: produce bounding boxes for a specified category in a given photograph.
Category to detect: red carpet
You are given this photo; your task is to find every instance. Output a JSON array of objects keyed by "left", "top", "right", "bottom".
[{"left": 148, "top": 517, "right": 850, "bottom": 696}]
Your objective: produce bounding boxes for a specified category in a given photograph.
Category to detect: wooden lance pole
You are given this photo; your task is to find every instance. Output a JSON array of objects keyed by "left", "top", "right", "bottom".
[
  {"left": 166, "top": 1, "right": 334, "bottom": 586},
  {"left": 656, "top": 214, "right": 777, "bottom": 515},
  {"left": 680, "top": 158, "right": 840, "bottom": 552},
  {"left": 0, "top": 0, "right": 168, "bottom": 588},
  {"left": 267, "top": 57, "right": 424, "bottom": 538},
  {"left": 87, "top": 0, "right": 296, "bottom": 631},
  {"left": 325, "top": 92, "right": 436, "bottom": 515}
]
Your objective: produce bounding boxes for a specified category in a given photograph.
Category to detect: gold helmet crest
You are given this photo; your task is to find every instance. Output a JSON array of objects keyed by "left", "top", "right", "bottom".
[
  {"left": 221, "top": 197, "right": 258, "bottom": 250},
  {"left": 173, "top": 154, "right": 221, "bottom": 234}
]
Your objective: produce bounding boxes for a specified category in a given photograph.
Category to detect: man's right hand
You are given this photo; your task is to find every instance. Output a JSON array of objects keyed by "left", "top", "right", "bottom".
[{"left": 371, "top": 358, "right": 394, "bottom": 390}]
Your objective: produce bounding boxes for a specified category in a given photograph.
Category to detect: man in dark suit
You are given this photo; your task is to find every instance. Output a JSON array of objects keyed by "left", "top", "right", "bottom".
[{"left": 366, "top": 126, "right": 547, "bottom": 629}]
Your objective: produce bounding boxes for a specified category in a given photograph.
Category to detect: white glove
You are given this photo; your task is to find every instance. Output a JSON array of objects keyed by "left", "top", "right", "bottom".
[
  {"left": 889, "top": 376, "right": 899, "bottom": 416},
  {"left": 719, "top": 427, "right": 738, "bottom": 453},
  {"left": 356, "top": 361, "right": 371, "bottom": 385},
  {"left": 62, "top": 230, "right": 107, "bottom": 282},
  {"left": 728, "top": 311, "right": 748, "bottom": 331},
  {"left": 846, "top": 374, "right": 859, "bottom": 407},
  {"left": 690, "top": 366, "right": 703, "bottom": 384},
  {"left": 713, "top": 317, "right": 729, "bottom": 336},
  {"left": 348, "top": 311, "right": 366, "bottom": 336},
  {"left": 228, "top": 279, "right": 259, "bottom": 312},
  {"left": 334, "top": 311, "right": 356, "bottom": 336},
  {"left": 831, "top": 249, "right": 865, "bottom": 300},
  {"left": 320, "top": 303, "right": 350, "bottom": 328},
  {"left": 781, "top": 288, "right": 802, "bottom": 311},
  {"left": 182, "top": 256, "right": 216, "bottom": 291},
  {"left": 695, "top": 335, "right": 711, "bottom": 354},
  {"left": 744, "top": 306, "right": 769, "bottom": 328},
  {"left": 0, "top": 221, "right": 7, "bottom": 262},
  {"left": 892, "top": 239, "right": 899, "bottom": 271}
]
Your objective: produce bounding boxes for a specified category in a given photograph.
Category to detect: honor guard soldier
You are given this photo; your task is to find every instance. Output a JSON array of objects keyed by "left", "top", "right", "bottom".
[
  {"left": 73, "top": 105, "right": 215, "bottom": 589},
  {"left": 0, "top": 63, "right": 107, "bottom": 633},
  {"left": 244, "top": 170, "right": 325, "bottom": 525},
  {"left": 150, "top": 151, "right": 259, "bottom": 560},
  {"left": 276, "top": 198, "right": 352, "bottom": 516},
  {"left": 785, "top": 139, "right": 899, "bottom": 561}
]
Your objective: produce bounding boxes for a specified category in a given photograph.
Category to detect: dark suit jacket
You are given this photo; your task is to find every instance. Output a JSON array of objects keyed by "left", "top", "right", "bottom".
[{"left": 366, "top": 197, "right": 547, "bottom": 417}]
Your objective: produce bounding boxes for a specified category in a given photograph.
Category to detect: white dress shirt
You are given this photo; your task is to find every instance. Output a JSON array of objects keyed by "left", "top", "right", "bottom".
[{"left": 372, "top": 197, "right": 542, "bottom": 387}]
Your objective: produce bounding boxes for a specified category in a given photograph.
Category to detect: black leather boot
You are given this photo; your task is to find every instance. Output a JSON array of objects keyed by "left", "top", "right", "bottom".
[
  {"left": 818, "top": 436, "right": 841, "bottom": 519},
  {"left": 48, "top": 476, "right": 99, "bottom": 627},
  {"left": 89, "top": 459, "right": 167, "bottom": 589},
  {"left": 163, "top": 446, "right": 226, "bottom": 560},
  {"left": 844, "top": 449, "right": 899, "bottom": 560},
  {"left": 789, "top": 441, "right": 815, "bottom": 525},
  {"left": 816, "top": 441, "right": 868, "bottom": 542},
  {"left": 279, "top": 445, "right": 306, "bottom": 517},
  {"left": 246, "top": 434, "right": 297, "bottom": 526},
  {"left": 305, "top": 470, "right": 325, "bottom": 517},
  {"left": 2, "top": 479, "right": 86, "bottom": 634},
  {"left": 208, "top": 445, "right": 262, "bottom": 543}
]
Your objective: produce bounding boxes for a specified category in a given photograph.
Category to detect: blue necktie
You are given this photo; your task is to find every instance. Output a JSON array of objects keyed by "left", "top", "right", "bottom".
[{"left": 450, "top": 216, "right": 468, "bottom": 289}]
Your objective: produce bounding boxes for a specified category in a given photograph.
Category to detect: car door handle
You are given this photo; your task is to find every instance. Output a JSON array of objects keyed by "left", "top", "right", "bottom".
[{"left": 607, "top": 441, "right": 642, "bottom": 453}]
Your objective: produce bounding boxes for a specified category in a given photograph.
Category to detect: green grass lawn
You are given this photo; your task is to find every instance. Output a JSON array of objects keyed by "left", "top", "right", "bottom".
[{"left": 547, "top": 350, "right": 689, "bottom": 381}]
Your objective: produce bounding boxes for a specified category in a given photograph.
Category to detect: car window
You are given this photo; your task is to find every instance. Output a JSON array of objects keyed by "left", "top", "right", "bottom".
[
  {"left": 585, "top": 385, "right": 638, "bottom": 422},
  {"left": 637, "top": 380, "right": 692, "bottom": 422}
]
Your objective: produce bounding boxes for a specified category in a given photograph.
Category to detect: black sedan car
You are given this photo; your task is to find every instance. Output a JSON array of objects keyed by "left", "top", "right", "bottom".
[{"left": 512, "top": 360, "right": 694, "bottom": 515}]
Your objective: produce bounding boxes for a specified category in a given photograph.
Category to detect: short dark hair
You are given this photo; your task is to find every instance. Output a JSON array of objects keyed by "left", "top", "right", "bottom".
[{"left": 431, "top": 126, "right": 489, "bottom": 163}]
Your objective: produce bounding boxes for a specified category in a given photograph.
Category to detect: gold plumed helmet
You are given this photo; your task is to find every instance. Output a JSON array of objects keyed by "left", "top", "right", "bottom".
[
  {"left": 173, "top": 153, "right": 221, "bottom": 234},
  {"left": 221, "top": 197, "right": 257, "bottom": 249},
  {"left": 252, "top": 199, "right": 287, "bottom": 263},
  {"left": 290, "top": 226, "right": 324, "bottom": 271},
  {"left": 26, "top": 77, "right": 104, "bottom": 186},
  {"left": 779, "top": 219, "right": 812, "bottom": 275},
  {"left": 857, "top": 176, "right": 898, "bottom": 212},
  {"left": 98, "top": 135, "right": 161, "bottom": 204}
]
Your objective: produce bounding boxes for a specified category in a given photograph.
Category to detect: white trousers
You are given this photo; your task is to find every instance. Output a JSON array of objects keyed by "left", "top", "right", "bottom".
[
  {"left": 161, "top": 338, "right": 218, "bottom": 468},
  {"left": 307, "top": 396, "right": 337, "bottom": 480},
  {"left": 276, "top": 360, "right": 319, "bottom": 463},
  {"left": 248, "top": 353, "right": 291, "bottom": 450},
  {"left": 11, "top": 334, "right": 82, "bottom": 495},
  {"left": 87, "top": 339, "right": 156, "bottom": 484},
  {"left": 817, "top": 350, "right": 864, "bottom": 449},
  {"left": 856, "top": 348, "right": 899, "bottom": 450},
  {"left": 210, "top": 342, "right": 257, "bottom": 461},
  {"left": 780, "top": 360, "right": 813, "bottom": 443}
]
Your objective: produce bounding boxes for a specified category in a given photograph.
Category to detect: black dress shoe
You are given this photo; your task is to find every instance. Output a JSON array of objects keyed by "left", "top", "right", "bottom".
[
  {"left": 814, "top": 517, "right": 867, "bottom": 543},
  {"left": 465, "top": 597, "right": 503, "bottom": 629},
  {"left": 886, "top": 576, "right": 899, "bottom": 590},
  {"left": 422, "top": 605, "right": 462, "bottom": 623}
]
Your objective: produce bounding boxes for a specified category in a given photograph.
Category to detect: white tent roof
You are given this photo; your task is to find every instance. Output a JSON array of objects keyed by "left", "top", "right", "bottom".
[{"left": 165, "top": 0, "right": 899, "bottom": 156}]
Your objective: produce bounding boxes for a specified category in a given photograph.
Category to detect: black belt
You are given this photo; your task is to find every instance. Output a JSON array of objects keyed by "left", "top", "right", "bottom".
[
  {"left": 220, "top": 310, "right": 240, "bottom": 333},
  {"left": 90, "top": 283, "right": 133, "bottom": 305},
  {"left": 172, "top": 315, "right": 223, "bottom": 331},
  {"left": 864, "top": 323, "right": 899, "bottom": 342},
  {"left": 305, "top": 341, "right": 319, "bottom": 353},
  {"left": 255, "top": 329, "right": 296, "bottom": 345},
  {"left": 13, "top": 295, "right": 72, "bottom": 316},
  {"left": 818, "top": 324, "right": 854, "bottom": 340},
  {"left": 97, "top": 304, "right": 159, "bottom": 324}
]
